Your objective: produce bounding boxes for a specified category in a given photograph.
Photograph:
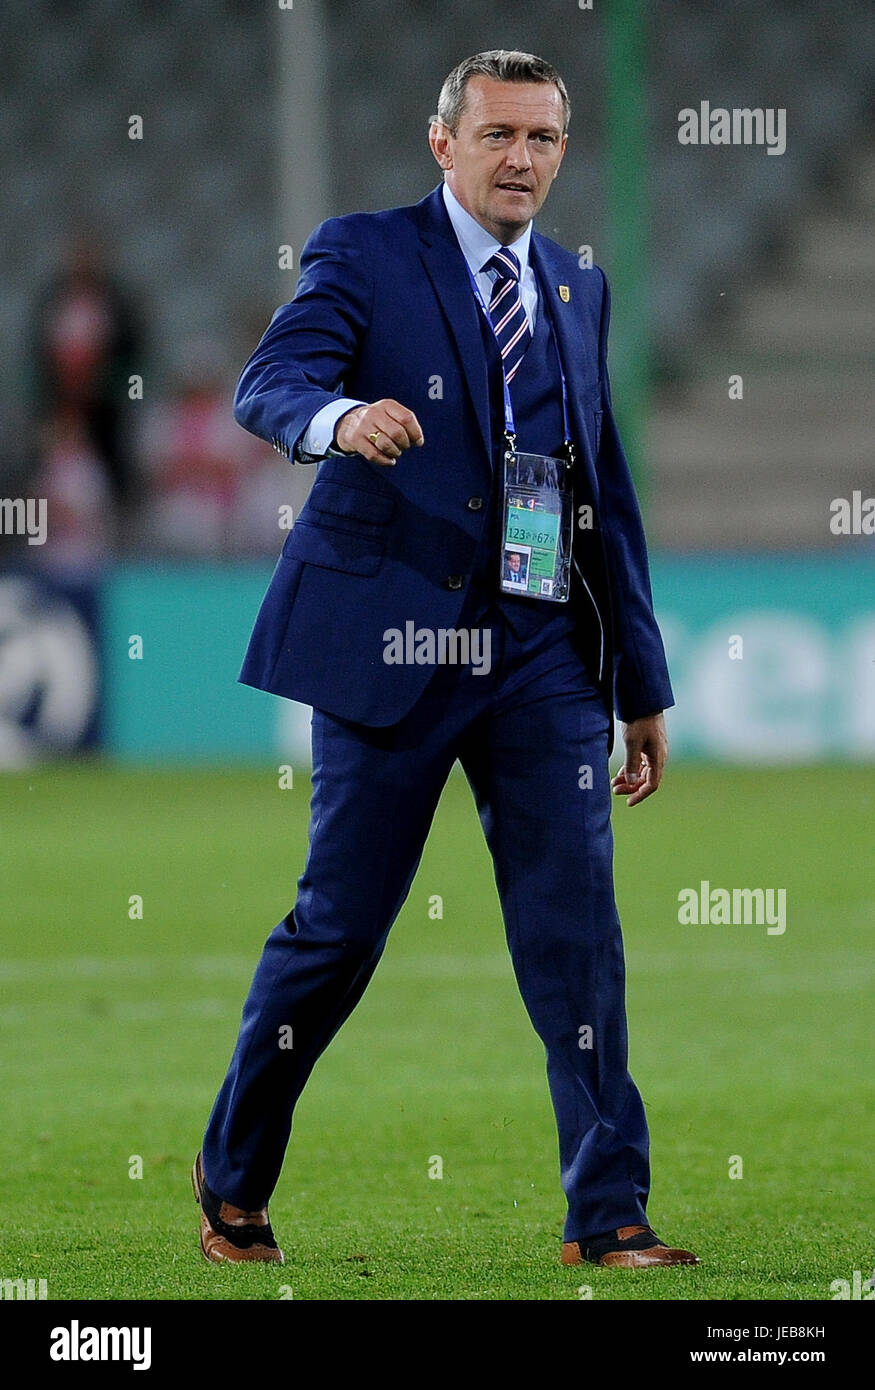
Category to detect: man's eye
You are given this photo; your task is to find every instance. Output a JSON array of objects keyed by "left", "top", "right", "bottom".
[{"left": 486, "top": 131, "right": 507, "bottom": 140}]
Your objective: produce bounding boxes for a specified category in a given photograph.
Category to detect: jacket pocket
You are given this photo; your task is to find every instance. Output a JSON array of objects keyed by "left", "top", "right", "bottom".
[
  {"left": 306, "top": 480, "right": 395, "bottom": 529},
  {"left": 281, "top": 520, "right": 385, "bottom": 575},
  {"left": 282, "top": 480, "right": 395, "bottom": 574}
]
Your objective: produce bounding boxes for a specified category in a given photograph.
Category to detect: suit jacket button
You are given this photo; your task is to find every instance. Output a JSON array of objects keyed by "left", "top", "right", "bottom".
[
  {"left": 467, "top": 496, "right": 483, "bottom": 510},
  {"left": 447, "top": 575, "right": 464, "bottom": 590}
]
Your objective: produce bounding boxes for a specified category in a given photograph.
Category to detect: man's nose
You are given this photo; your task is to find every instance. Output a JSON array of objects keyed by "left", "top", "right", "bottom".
[{"left": 504, "top": 137, "right": 532, "bottom": 170}]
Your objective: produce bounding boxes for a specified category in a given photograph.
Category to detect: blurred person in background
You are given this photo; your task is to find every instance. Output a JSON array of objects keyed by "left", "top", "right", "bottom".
[
  {"left": 143, "top": 337, "right": 291, "bottom": 558},
  {"left": 30, "top": 233, "right": 144, "bottom": 523},
  {"left": 29, "top": 404, "right": 114, "bottom": 576}
]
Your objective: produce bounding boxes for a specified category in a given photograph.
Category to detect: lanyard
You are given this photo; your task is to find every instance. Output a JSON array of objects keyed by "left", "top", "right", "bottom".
[{"left": 464, "top": 258, "right": 574, "bottom": 455}]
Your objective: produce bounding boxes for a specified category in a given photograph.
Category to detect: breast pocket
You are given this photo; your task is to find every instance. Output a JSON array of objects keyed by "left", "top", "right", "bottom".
[{"left": 282, "top": 480, "right": 395, "bottom": 576}]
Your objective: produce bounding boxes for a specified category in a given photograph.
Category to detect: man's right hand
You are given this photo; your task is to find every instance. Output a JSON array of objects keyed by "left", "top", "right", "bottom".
[{"left": 333, "top": 399, "right": 425, "bottom": 465}]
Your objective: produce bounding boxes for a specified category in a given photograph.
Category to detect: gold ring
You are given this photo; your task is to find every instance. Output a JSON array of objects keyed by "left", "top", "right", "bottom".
[{"left": 367, "top": 429, "right": 382, "bottom": 446}]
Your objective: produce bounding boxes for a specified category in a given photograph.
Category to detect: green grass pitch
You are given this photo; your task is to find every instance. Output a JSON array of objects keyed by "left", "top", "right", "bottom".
[{"left": 1, "top": 760, "right": 872, "bottom": 1301}]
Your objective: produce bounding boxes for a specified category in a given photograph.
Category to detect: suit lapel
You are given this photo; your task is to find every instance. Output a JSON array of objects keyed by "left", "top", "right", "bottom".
[
  {"left": 414, "top": 188, "right": 601, "bottom": 491},
  {"left": 416, "top": 187, "right": 493, "bottom": 465},
  {"left": 529, "top": 234, "right": 601, "bottom": 495}
]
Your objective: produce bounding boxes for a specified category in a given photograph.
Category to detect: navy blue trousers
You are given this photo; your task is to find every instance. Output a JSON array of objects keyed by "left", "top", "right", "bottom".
[{"left": 202, "top": 606, "right": 650, "bottom": 1241}]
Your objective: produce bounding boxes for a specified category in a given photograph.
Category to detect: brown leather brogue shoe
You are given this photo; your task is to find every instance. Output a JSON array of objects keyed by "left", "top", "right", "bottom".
[
  {"left": 192, "top": 1152, "right": 284, "bottom": 1264},
  {"left": 562, "top": 1224, "right": 699, "bottom": 1268}
]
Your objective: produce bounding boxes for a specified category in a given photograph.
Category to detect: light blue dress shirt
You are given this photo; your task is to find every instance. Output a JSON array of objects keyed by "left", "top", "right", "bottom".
[{"left": 296, "top": 180, "right": 537, "bottom": 461}]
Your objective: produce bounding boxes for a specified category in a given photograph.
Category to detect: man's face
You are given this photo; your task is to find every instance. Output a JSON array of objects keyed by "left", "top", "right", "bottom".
[
  {"left": 508, "top": 553, "right": 521, "bottom": 572},
  {"left": 431, "top": 76, "right": 567, "bottom": 243}
]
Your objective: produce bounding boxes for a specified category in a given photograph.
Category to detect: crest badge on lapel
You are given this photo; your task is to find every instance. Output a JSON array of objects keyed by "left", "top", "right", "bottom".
[{"left": 558, "top": 284, "right": 570, "bottom": 302}]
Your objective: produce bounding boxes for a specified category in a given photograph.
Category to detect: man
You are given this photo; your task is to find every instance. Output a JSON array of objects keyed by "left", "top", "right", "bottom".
[
  {"left": 195, "top": 50, "right": 699, "bottom": 1272},
  {"left": 503, "top": 550, "right": 527, "bottom": 585}
]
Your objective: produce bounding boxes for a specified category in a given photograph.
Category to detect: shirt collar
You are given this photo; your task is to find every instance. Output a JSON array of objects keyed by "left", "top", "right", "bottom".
[{"left": 441, "top": 180, "right": 533, "bottom": 280}]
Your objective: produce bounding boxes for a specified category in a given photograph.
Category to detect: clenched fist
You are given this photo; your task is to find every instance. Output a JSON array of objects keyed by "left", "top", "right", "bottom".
[{"left": 334, "top": 399, "right": 425, "bottom": 465}]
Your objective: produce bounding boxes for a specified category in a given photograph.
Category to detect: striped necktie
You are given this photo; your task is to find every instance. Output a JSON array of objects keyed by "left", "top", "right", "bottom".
[{"left": 484, "top": 247, "right": 532, "bottom": 385}]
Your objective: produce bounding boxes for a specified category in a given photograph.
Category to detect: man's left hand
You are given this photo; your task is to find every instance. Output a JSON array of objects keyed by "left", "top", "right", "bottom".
[{"left": 611, "top": 712, "right": 668, "bottom": 807}]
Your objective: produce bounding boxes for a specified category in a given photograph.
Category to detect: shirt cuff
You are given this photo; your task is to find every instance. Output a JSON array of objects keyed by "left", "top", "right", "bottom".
[{"left": 296, "top": 399, "right": 367, "bottom": 461}]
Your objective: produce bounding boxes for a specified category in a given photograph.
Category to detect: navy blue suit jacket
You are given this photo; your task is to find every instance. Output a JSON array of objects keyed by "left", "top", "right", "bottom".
[{"left": 234, "top": 183, "right": 674, "bottom": 729}]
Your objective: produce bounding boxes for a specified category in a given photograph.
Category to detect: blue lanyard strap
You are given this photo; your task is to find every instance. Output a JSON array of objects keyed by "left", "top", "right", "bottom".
[{"left": 464, "top": 259, "right": 574, "bottom": 450}]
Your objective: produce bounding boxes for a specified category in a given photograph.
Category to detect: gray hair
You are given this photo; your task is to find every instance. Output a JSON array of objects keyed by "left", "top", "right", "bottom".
[{"left": 432, "top": 50, "right": 570, "bottom": 136}]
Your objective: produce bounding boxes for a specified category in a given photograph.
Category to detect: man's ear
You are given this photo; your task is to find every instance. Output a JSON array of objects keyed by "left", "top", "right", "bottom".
[{"left": 428, "top": 120, "right": 453, "bottom": 170}]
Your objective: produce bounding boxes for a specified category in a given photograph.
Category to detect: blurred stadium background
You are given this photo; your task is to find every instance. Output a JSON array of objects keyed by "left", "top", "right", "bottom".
[
  {"left": 1, "top": 1, "right": 873, "bottom": 1300},
  {"left": 0, "top": 0, "right": 872, "bottom": 764}
]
